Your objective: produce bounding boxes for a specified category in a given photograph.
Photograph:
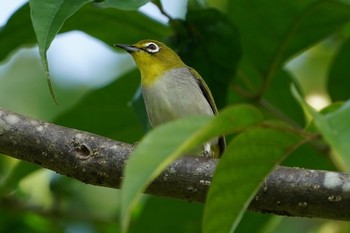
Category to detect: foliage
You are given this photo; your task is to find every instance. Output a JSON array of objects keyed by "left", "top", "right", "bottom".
[{"left": 1, "top": 0, "right": 350, "bottom": 232}]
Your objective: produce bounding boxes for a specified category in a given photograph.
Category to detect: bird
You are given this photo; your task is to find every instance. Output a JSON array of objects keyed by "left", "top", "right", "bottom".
[{"left": 115, "top": 39, "right": 225, "bottom": 157}]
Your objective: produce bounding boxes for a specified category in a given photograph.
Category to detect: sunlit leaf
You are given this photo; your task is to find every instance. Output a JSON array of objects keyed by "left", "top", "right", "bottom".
[
  {"left": 292, "top": 86, "right": 350, "bottom": 171},
  {"left": 120, "top": 105, "right": 263, "bottom": 232}
]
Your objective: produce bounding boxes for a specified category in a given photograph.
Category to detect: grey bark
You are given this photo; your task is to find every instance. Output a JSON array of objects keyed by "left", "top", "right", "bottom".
[{"left": 0, "top": 107, "right": 350, "bottom": 221}]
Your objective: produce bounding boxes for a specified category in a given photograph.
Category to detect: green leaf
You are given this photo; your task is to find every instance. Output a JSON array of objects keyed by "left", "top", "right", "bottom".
[
  {"left": 29, "top": 0, "right": 93, "bottom": 102},
  {"left": 229, "top": 0, "right": 350, "bottom": 95},
  {"left": 29, "top": 0, "right": 92, "bottom": 55},
  {"left": 203, "top": 123, "right": 302, "bottom": 233},
  {"left": 54, "top": 70, "right": 143, "bottom": 143},
  {"left": 292, "top": 86, "right": 350, "bottom": 171},
  {"left": 315, "top": 101, "right": 350, "bottom": 171},
  {"left": 95, "top": 0, "right": 152, "bottom": 10},
  {"left": 120, "top": 104, "right": 263, "bottom": 232},
  {"left": 328, "top": 37, "right": 350, "bottom": 101}
]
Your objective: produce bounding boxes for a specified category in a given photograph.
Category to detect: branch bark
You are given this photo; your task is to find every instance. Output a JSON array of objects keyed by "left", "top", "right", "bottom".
[{"left": 0, "top": 107, "right": 350, "bottom": 221}]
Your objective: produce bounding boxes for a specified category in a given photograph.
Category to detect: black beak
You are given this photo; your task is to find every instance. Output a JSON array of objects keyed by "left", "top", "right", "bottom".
[{"left": 114, "top": 44, "right": 140, "bottom": 53}]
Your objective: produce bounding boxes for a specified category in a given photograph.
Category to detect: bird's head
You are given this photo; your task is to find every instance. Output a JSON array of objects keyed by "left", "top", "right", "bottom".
[{"left": 115, "top": 40, "right": 185, "bottom": 85}]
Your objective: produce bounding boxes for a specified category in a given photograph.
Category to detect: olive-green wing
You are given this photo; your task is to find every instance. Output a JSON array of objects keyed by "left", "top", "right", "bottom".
[
  {"left": 188, "top": 67, "right": 218, "bottom": 114},
  {"left": 188, "top": 67, "right": 226, "bottom": 157}
]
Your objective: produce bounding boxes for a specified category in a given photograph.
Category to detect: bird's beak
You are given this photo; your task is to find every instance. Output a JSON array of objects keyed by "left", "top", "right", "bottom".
[{"left": 114, "top": 44, "right": 140, "bottom": 53}]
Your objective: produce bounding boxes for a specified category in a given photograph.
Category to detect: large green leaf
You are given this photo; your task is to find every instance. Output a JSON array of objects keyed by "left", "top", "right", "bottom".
[
  {"left": 328, "top": 37, "right": 350, "bottom": 101},
  {"left": 29, "top": 0, "right": 92, "bottom": 61},
  {"left": 293, "top": 86, "right": 350, "bottom": 172},
  {"left": 203, "top": 123, "right": 302, "bottom": 233},
  {"left": 54, "top": 70, "right": 143, "bottom": 143},
  {"left": 120, "top": 105, "right": 263, "bottom": 232},
  {"left": 313, "top": 101, "right": 350, "bottom": 171},
  {"left": 228, "top": 0, "right": 350, "bottom": 95}
]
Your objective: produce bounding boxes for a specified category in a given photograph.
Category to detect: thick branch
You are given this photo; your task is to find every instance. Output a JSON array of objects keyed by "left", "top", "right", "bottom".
[{"left": 0, "top": 107, "right": 350, "bottom": 220}]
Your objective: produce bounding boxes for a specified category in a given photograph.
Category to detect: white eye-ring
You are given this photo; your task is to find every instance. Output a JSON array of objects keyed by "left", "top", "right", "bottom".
[{"left": 144, "top": 42, "right": 160, "bottom": 54}]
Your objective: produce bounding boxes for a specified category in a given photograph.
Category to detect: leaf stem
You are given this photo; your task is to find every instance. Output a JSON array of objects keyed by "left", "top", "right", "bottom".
[
  {"left": 258, "top": 98, "right": 302, "bottom": 129},
  {"left": 153, "top": 0, "right": 172, "bottom": 21},
  {"left": 258, "top": 98, "right": 330, "bottom": 155}
]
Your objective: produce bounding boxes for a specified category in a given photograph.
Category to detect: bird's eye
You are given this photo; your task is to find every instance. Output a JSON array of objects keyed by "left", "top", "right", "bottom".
[{"left": 144, "top": 42, "right": 160, "bottom": 54}]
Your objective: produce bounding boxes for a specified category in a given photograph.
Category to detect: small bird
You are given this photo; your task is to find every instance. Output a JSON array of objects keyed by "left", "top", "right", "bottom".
[{"left": 115, "top": 40, "right": 225, "bottom": 157}]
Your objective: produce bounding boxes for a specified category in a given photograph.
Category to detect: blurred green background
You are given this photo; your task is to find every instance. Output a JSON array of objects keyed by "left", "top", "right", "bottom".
[{"left": 1, "top": 0, "right": 350, "bottom": 232}]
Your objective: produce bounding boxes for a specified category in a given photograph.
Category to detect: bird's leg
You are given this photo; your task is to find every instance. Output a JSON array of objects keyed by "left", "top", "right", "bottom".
[{"left": 201, "top": 143, "right": 214, "bottom": 158}]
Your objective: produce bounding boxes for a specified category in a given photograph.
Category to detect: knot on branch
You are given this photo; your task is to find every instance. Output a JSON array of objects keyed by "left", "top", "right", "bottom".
[{"left": 70, "top": 133, "right": 96, "bottom": 160}]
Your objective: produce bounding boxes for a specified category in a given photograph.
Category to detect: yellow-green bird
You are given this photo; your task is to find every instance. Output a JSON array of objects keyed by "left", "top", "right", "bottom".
[{"left": 115, "top": 40, "right": 225, "bottom": 157}]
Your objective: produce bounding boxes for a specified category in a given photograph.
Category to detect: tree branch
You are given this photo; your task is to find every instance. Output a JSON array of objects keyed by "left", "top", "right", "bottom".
[{"left": 0, "top": 107, "right": 350, "bottom": 220}]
